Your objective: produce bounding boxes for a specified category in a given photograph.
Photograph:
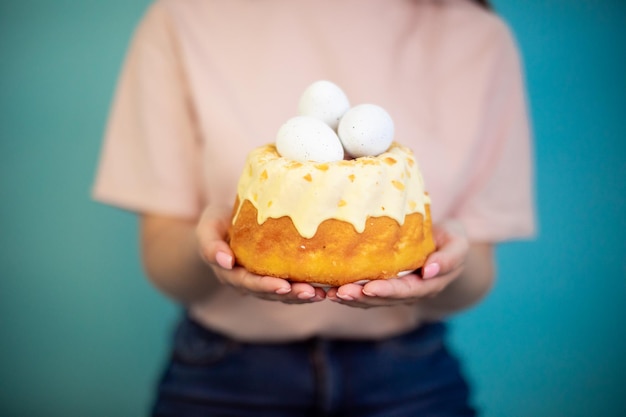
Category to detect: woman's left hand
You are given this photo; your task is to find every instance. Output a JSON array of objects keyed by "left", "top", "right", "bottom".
[{"left": 326, "top": 221, "right": 469, "bottom": 308}]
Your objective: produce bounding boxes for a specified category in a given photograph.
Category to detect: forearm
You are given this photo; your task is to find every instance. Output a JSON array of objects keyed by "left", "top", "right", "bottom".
[
  {"left": 419, "top": 242, "right": 495, "bottom": 320},
  {"left": 140, "top": 214, "right": 221, "bottom": 305}
]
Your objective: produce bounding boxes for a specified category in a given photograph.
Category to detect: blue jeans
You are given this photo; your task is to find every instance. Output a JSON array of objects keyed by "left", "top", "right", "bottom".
[{"left": 152, "top": 315, "right": 476, "bottom": 417}]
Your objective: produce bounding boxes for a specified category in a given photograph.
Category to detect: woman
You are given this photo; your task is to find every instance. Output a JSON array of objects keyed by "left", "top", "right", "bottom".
[{"left": 94, "top": 0, "right": 534, "bottom": 415}]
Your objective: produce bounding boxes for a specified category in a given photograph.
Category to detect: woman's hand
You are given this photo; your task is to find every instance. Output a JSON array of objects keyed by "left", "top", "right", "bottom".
[
  {"left": 196, "top": 205, "right": 326, "bottom": 304},
  {"left": 326, "top": 220, "right": 472, "bottom": 309}
]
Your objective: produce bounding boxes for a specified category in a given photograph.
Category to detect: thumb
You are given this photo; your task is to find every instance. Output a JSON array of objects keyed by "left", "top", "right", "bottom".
[
  {"left": 422, "top": 221, "right": 468, "bottom": 279},
  {"left": 196, "top": 205, "right": 235, "bottom": 269}
]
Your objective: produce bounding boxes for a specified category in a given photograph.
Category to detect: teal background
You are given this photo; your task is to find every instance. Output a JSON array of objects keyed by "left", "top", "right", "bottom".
[{"left": 1, "top": 1, "right": 625, "bottom": 416}]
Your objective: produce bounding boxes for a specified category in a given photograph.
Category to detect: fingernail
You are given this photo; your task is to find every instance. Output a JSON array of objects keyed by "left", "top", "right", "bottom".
[
  {"left": 337, "top": 293, "right": 354, "bottom": 301},
  {"left": 297, "top": 292, "right": 315, "bottom": 300},
  {"left": 423, "top": 263, "right": 440, "bottom": 279},
  {"left": 275, "top": 287, "right": 291, "bottom": 295},
  {"left": 216, "top": 252, "right": 233, "bottom": 269},
  {"left": 362, "top": 290, "right": 375, "bottom": 297}
]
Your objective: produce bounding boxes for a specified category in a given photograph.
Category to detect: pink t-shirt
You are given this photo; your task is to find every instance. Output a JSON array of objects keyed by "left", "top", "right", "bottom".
[{"left": 93, "top": 0, "right": 535, "bottom": 341}]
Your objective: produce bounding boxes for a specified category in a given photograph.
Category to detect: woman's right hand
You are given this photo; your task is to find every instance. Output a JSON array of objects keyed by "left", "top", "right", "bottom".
[{"left": 196, "top": 204, "right": 326, "bottom": 304}]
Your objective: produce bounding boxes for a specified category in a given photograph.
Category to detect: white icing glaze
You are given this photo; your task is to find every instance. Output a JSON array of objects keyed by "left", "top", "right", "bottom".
[{"left": 233, "top": 142, "right": 430, "bottom": 239}]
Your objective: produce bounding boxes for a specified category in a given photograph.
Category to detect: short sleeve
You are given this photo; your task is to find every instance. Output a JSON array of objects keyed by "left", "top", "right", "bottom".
[
  {"left": 92, "top": 1, "right": 202, "bottom": 218},
  {"left": 454, "top": 24, "right": 536, "bottom": 242}
]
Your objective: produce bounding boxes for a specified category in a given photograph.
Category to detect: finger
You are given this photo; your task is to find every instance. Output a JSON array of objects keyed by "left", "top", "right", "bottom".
[
  {"left": 334, "top": 283, "right": 368, "bottom": 301},
  {"left": 239, "top": 273, "right": 292, "bottom": 295},
  {"left": 196, "top": 205, "right": 234, "bottom": 265},
  {"left": 290, "top": 282, "right": 325, "bottom": 300},
  {"left": 422, "top": 263, "right": 440, "bottom": 280},
  {"left": 257, "top": 292, "right": 325, "bottom": 304},
  {"left": 363, "top": 271, "right": 457, "bottom": 298},
  {"left": 215, "top": 251, "right": 234, "bottom": 269},
  {"left": 423, "top": 233, "right": 468, "bottom": 279},
  {"left": 247, "top": 282, "right": 326, "bottom": 304},
  {"left": 361, "top": 274, "right": 423, "bottom": 298},
  {"left": 329, "top": 290, "right": 403, "bottom": 308},
  {"left": 329, "top": 281, "right": 409, "bottom": 307}
]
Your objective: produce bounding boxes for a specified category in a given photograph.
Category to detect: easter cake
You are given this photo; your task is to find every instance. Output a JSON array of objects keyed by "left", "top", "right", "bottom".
[{"left": 228, "top": 81, "right": 435, "bottom": 286}]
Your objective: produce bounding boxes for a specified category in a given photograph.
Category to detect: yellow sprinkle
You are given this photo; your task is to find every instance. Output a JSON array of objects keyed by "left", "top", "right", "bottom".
[
  {"left": 384, "top": 157, "right": 397, "bottom": 165},
  {"left": 260, "top": 169, "right": 268, "bottom": 181},
  {"left": 315, "top": 163, "right": 329, "bottom": 171},
  {"left": 303, "top": 173, "right": 313, "bottom": 182},
  {"left": 392, "top": 180, "right": 405, "bottom": 191},
  {"left": 409, "top": 201, "right": 417, "bottom": 211},
  {"left": 348, "top": 174, "right": 356, "bottom": 182},
  {"left": 338, "top": 199, "right": 347, "bottom": 207},
  {"left": 253, "top": 193, "right": 258, "bottom": 202},
  {"left": 407, "top": 158, "right": 415, "bottom": 167},
  {"left": 268, "top": 201, "right": 273, "bottom": 208}
]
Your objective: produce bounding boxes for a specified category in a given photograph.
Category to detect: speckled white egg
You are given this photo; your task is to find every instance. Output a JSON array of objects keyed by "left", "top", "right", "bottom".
[
  {"left": 298, "top": 80, "right": 350, "bottom": 130},
  {"left": 276, "top": 116, "right": 344, "bottom": 163},
  {"left": 337, "top": 104, "right": 394, "bottom": 157}
]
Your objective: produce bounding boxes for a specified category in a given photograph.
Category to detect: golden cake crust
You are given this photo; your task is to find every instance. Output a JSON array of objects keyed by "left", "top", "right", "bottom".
[{"left": 229, "top": 199, "right": 436, "bottom": 286}]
